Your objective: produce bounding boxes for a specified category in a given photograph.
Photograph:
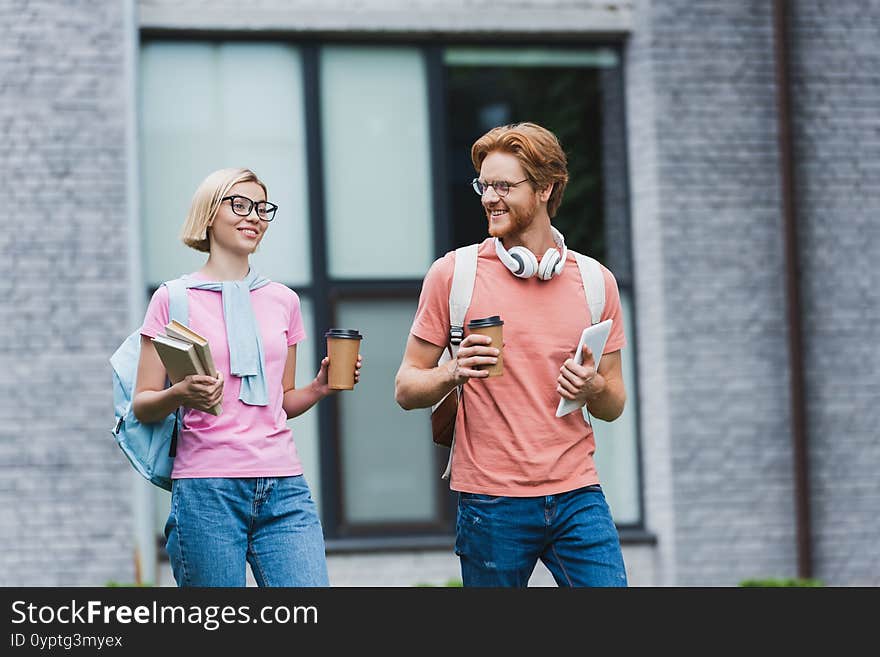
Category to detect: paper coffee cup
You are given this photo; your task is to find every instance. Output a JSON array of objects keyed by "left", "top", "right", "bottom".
[
  {"left": 467, "top": 316, "right": 504, "bottom": 377},
  {"left": 325, "top": 328, "right": 363, "bottom": 390}
]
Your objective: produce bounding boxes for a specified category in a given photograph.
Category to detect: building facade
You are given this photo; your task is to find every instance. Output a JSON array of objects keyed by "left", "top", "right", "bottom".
[{"left": 1, "top": 0, "right": 877, "bottom": 587}]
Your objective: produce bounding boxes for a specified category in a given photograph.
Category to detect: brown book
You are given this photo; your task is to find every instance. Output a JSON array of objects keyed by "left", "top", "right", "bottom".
[
  {"left": 164, "top": 320, "right": 218, "bottom": 378},
  {"left": 151, "top": 334, "right": 221, "bottom": 416}
]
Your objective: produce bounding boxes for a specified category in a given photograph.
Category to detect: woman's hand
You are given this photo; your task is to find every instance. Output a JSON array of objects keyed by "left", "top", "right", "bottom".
[
  {"left": 315, "top": 354, "right": 364, "bottom": 395},
  {"left": 175, "top": 371, "right": 224, "bottom": 412}
]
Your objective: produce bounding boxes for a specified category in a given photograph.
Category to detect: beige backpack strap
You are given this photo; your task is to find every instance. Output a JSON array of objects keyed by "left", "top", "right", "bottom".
[
  {"left": 574, "top": 252, "right": 605, "bottom": 325},
  {"left": 573, "top": 251, "right": 606, "bottom": 424},
  {"left": 433, "top": 244, "right": 478, "bottom": 480}
]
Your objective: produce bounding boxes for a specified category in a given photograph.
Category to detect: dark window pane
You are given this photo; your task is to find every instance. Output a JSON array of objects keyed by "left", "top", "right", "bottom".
[{"left": 445, "top": 66, "right": 605, "bottom": 260}]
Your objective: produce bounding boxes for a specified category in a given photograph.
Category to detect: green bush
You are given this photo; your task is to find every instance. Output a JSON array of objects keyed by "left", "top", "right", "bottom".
[
  {"left": 738, "top": 577, "right": 823, "bottom": 587},
  {"left": 414, "top": 578, "right": 463, "bottom": 587},
  {"left": 104, "top": 581, "right": 153, "bottom": 587}
]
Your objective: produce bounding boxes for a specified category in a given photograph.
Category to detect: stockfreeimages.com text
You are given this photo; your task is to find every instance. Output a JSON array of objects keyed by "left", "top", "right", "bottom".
[{"left": 11, "top": 600, "right": 317, "bottom": 632}]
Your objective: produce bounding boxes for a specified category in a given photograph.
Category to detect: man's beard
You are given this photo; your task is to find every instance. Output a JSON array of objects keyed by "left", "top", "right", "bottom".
[{"left": 486, "top": 194, "right": 538, "bottom": 238}]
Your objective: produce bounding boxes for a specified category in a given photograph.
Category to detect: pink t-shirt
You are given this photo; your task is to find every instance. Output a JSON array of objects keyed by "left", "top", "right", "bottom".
[
  {"left": 411, "top": 238, "right": 626, "bottom": 497},
  {"left": 140, "top": 275, "right": 306, "bottom": 479}
]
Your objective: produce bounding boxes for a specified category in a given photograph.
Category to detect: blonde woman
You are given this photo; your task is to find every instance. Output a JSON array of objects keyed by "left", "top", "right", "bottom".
[{"left": 133, "top": 167, "right": 360, "bottom": 586}]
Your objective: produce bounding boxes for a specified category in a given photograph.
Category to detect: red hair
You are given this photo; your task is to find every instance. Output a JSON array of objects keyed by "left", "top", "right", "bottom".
[{"left": 471, "top": 122, "right": 569, "bottom": 217}]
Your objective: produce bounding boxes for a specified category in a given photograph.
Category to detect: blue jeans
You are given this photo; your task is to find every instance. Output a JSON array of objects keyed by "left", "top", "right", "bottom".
[
  {"left": 165, "top": 475, "right": 329, "bottom": 587},
  {"left": 455, "top": 484, "right": 627, "bottom": 587}
]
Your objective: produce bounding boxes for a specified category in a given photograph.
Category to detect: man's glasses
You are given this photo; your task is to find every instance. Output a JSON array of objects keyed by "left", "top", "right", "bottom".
[
  {"left": 221, "top": 195, "right": 278, "bottom": 222},
  {"left": 471, "top": 178, "right": 530, "bottom": 197}
]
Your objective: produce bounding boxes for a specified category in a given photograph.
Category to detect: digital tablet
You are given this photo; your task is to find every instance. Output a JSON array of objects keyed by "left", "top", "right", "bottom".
[{"left": 555, "top": 319, "right": 613, "bottom": 418}]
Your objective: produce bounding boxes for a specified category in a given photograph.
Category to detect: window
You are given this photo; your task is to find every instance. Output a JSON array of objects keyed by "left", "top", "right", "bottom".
[
  {"left": 335, "top": 299, "right": 439, "bottom": 526},
  {"left": 139, "top": 40, "right": 324, "bottom": 537},
  {"left": 140, "top": 42, "right": 311, "bottom": 287},
  {"left": 320, "top": 46, "right": 434, "bottom": 279},
  {"left": 139, "top": 39, "right": 641, "bottom": 548},
  {"left": 443, "top": 47, "right": 641, "bottom": 525}
]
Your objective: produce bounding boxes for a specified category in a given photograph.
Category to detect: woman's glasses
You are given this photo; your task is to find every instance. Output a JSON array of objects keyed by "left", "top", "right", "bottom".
[{"left": 222, "top": 195, "right": 278, "bottom": 222}]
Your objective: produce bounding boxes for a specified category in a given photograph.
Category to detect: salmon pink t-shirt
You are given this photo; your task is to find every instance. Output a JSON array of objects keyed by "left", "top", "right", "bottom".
[
  {"left": 411, "top": 238, "right": 626, "bottom": 496},
  {"left": 140, "top": 275, "right": 306, "bottom": 479}
]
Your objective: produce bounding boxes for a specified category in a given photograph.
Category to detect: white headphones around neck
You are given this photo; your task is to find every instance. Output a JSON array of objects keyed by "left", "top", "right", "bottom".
[{"left": 494, "top": 226, "right": 568, "bottom": 280}]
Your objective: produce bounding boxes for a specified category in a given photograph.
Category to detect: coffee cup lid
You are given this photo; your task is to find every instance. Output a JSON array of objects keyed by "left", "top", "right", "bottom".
[
  {"left": 325, "top": 328, "right": 363, "bottom": 340},
  {"left": 467, "top": 315, "right": 504, "bottom": 329}
]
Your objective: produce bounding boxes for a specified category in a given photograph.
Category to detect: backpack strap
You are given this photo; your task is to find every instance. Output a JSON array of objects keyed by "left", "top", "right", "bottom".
[
  {"left": 573, "top": 252, "right": 605, "bottom": 325},
  {"left": 448, "top": 244, "right": 479, "bottom": 357},
  {"left": 162, "top": 278, "right": 189, "bottom": 458},
  {"left": 573, "top": 252, "right": 607, "bottom": 425},
  {"left": 439, "top": 244, "right": 479, "bottom": 480},
  {"left": 165, "top": 278, "right": 189, "bottom": 326}
]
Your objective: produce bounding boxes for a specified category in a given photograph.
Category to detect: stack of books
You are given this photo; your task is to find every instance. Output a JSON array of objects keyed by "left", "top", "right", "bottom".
[{"left": 151, "top": 320, "right": 222, "bottom": 416}]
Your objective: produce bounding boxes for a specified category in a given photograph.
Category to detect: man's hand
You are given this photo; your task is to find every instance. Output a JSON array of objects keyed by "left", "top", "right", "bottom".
[
  {"left": 557, "top": 344, "right": 605, "bottom": 408},
  {"left": 448, "top": 334, "right": 500, "bottom": 385}
]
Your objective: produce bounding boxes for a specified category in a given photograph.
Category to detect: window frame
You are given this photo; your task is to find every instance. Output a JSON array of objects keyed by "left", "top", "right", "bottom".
[{"left": 139, "top": 32, "right": 646, "bottom": 551}]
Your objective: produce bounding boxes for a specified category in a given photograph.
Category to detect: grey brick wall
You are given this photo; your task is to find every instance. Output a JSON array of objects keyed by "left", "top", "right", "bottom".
[
  {"left": 624, "top": 0, "right": 679, "bottom": 587},
  {"left": 627, "top": 0, "right": 880, "bottom": 586},
  {"left": 627, "top": 0, "right": 799, "bottom": 586},
  {"left": 0, "top": 0, "right": 135, "bottom": 585},
  {"left": 789, "top": 1, "right": 880, "bottom": 586},
  {"left": 138, "top": 0, "right": 633, "bottom": 34}
]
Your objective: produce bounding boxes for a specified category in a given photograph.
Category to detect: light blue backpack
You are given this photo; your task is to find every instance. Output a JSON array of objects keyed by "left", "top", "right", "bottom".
[{"left": 110, "top": 279, "right": 188, "bottom": 491}]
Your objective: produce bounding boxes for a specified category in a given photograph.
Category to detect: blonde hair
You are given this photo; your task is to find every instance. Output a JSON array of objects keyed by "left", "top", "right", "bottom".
[
  {"left": 471, "top": 122, "right": 569, "bottom": 218},
  {"left": 180, "top": 168, "right": 268, "bottom": 253}
]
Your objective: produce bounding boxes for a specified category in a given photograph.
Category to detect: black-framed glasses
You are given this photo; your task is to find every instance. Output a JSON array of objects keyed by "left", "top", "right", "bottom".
[
  {"left": 471, "top": 178, "right": 530, "bottom": 197},
  {"left": 221, "top": 195, "right": 278, "bottom": 222}
]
